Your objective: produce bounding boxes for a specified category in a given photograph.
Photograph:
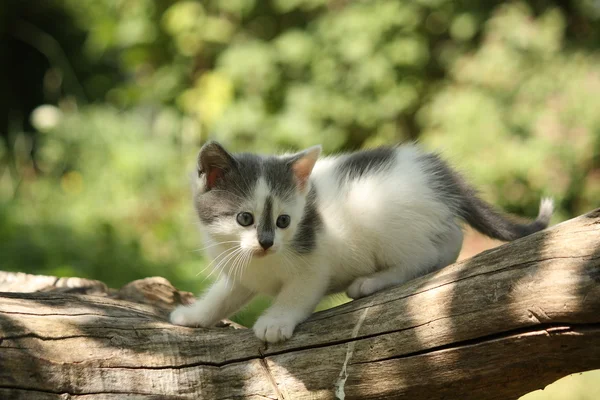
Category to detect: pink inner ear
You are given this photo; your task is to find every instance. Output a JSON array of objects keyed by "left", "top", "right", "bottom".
[
  {"left": 292, "top": 158, "right": 313, "bottom": 191},
  {"left": 207, "top": 168, "right": 224, "bottom": 189}
]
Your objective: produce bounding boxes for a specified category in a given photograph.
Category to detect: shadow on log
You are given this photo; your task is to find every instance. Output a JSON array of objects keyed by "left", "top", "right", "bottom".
[{"left": 1, "top": 209, "right": 599, "bottom": 399}]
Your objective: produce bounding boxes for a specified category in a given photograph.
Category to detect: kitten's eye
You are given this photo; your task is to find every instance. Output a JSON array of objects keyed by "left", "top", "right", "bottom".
[
  {"left": 236, "top": 212, "right": 254, "bottom": 227},
  {"left": 276, "top": 215, "right": 291, "bottom": 229}
]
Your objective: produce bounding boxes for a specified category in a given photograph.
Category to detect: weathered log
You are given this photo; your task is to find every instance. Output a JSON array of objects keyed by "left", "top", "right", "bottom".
[{"left": 1, "top": 209, "right": 599, "bottom": 399}]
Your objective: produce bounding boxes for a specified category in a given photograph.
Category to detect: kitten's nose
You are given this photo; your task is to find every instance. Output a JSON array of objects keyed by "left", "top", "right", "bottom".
[{"left": 259, "top": 238, "right": 274, "bottom": 250}]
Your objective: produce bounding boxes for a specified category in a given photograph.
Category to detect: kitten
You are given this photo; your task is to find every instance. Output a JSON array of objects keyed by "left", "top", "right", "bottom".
[{"left": 170, "top": 141, "right": 553, "bottom": 343}]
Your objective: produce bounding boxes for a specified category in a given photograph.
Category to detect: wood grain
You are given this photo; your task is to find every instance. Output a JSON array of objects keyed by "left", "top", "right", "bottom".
[{"left": 1, "top": 209, "right": 599, "bottom": 399}]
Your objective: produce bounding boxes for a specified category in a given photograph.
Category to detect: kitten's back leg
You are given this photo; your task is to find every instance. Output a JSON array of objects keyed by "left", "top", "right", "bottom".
[
  {"left": 434, "top": 220, "right": 464, "bottom": 269},
  {"left": 346, "top": 268, "right": 416, "bottom": 299},
  {"left": 346, "top": 221, "right": 463, "bottom": 299}
]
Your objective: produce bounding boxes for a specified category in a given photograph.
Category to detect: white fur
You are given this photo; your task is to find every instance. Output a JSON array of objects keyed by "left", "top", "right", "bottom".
[
  {"left": 312, "top": 146, "right": 463, "bottom": 295},
  {"left": 171, "top": 145, "right": 464, "bottom": 343}
]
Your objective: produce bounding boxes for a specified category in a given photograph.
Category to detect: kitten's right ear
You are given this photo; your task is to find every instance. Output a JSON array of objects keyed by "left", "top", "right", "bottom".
[
  {"left": 289, "top": 145, "right": 321, "bottom": 192},
  {"left": 197, "top": 141, "right": 237, "bottom": 190}
]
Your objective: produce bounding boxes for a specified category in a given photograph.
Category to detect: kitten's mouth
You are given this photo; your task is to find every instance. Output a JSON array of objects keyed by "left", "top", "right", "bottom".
[{"left": 253, "top": 249, "right": 272, "bottom": 258}]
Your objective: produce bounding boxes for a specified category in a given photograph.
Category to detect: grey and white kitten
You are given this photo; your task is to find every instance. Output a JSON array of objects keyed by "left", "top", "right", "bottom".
[{"left": 170, "top": 141, "right": 553, "bottom": 343}]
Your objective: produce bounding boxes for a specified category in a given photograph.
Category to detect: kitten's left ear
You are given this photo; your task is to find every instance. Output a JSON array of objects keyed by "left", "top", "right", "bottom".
[{"left": 289, "top": 145, "right": 321, "bottom": 192}]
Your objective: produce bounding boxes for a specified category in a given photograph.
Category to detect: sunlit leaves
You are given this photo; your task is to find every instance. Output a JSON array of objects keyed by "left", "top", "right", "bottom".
[
  {"left": 179, "top": 72, "right": 234, "bottom": 128},
  {"left": 420, "top": 2, "right": 600, "bottom": 219}
]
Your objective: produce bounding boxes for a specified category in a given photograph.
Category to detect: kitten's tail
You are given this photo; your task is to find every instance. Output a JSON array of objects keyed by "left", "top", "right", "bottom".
[
  {"left": 460, "top": 195, "right": 554, "bottom": 242},
  {"left": 421, "top": 151, "right": 554, "bottom": 242}
]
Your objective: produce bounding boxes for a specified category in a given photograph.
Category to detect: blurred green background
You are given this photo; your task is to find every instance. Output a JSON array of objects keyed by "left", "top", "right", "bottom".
[{"left": 1, "top": 1, "right": 598, "bottom": 397}]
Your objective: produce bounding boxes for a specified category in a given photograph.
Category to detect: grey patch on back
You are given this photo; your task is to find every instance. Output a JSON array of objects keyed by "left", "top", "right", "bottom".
[
  {"left": 418, "top": 152, "right": 465, "bottom": 212},
  {"left": 290, "top": 186, "right": 322, "bottom": 254},
  {"left": 335, "top": 147, "right": 396, "bottom": 181}
]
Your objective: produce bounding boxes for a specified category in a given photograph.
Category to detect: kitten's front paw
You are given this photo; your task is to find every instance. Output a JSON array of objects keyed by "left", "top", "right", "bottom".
[
  {"left": 169, "top": 304, "right": 214, "bottom": 327},
  {"left": 346, "top": 276, "right": 381, "bottom": 299},
  {"left": 253, "top": 315, "right": 297, "bottom": 343}
]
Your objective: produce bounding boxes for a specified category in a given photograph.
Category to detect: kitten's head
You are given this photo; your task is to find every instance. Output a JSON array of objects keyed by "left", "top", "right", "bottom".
[{"left": 193, "top": 141, "right": 321, "bottom": 258}]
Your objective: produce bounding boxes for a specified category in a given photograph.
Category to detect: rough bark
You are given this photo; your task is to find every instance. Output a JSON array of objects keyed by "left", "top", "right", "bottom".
[{"left": 1, "top": 209, "right": 599, "bottom": 400}]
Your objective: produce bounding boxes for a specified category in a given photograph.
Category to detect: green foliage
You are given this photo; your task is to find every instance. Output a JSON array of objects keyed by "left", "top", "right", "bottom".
[
  {"left": 1, "top": 107, "right": 202, "bottom": 291},
  {"left": 420, "top": 3, "right": 600, "bottom": 219}
]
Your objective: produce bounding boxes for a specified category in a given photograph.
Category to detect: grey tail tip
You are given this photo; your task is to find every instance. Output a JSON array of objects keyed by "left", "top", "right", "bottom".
[{"left": 536, "top": 197, "right": 555, "bottom": 227}]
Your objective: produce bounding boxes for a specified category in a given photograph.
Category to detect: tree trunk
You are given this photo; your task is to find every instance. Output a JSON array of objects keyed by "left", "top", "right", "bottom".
[{"left": 1, "top": 209, "right": 600, "bottom": 400}]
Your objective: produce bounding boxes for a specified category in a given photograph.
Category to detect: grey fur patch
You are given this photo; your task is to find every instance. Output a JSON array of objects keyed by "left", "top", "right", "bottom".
[
  {"left": 231, "top": 153, "right": 298, "bottom": 199},
  {"left": 419, "top": 152, "right": 552, "bottom": 241},
  {"left": 335, "top": 147, "right": 396, "bottom": 181},
  {"left": 258, "top": 196, "right": 275, "bottom": 246},
  {"left": 418, "top": 152, "right": 464, "bottom": 212},
  {"left": 195, "top": 151, "right": 299, "bottom": 226},
  {"left": 263, "top": 156, "right": 298, "bottom": 200},
  {"left": 230, "top": 153, "right": 263, "bottom": 194},
  {"left": 290, "top": 186, "right": 322, "bottom": 254},
  {"left": 195, "top": 190, "right": 238, "bottom": 225},
  {"left": 195, "top": 153, "right": 262, "bottom": 225}
]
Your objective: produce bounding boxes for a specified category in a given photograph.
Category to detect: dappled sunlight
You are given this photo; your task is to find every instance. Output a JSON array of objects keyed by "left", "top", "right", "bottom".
[
  {"left": 0, "top": 290, "right": 276, "bottom": 398},
  {"left": 403, "top": 271, "right": 458, "bottom": 346},
  {"left": 507, "top": 257, "right": 591, "bottom": 324}
]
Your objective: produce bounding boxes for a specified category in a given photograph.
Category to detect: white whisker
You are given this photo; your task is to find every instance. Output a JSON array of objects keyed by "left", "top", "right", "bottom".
[
  {"left": 207, "top": 247, "right": 244, "bottom": 282},
  {"left": 191, "top": 240, "right": 240, "bottom": 253},
  {"left": 237, "top": 248, "right": 253, "bottom": 286},
  {"left": 196, "top": 245, "right": 239, "bottom": 277},
  {"left": 229, "top": 249, "right": 248, "bottom": 292}
]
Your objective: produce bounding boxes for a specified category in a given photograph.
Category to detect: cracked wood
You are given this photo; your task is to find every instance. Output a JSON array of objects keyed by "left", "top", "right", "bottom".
[{"left": 1, "top": 208, "right": 600, "bottom": 399}]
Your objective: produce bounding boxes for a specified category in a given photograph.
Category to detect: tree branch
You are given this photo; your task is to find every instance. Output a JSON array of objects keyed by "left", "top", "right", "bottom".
[{"left": 1, "top": 209, "right": 599, "bottom": 399}]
